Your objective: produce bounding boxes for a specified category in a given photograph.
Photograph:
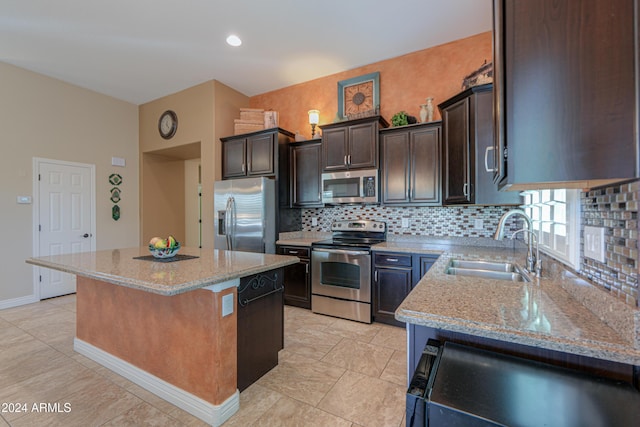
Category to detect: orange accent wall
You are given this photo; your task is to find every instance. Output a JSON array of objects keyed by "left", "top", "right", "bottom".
[
  {"left": 249, "top": 32, "right": 492, "bottom": 139},
  {"left": 76, "top": 277, "right": 237, "bottom": 405}
]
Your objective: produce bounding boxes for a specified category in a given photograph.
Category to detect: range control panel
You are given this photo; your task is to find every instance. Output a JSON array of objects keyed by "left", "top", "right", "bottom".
[{"left": 330, "top": 220, "right": 386, "bottom": 232}]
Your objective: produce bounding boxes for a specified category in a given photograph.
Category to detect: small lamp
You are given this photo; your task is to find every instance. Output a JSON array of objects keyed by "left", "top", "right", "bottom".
[{"left": 308, "top": 110, "right": 320, "bottom": 138}]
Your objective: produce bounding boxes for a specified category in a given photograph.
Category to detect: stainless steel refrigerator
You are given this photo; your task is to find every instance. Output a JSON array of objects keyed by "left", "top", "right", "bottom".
[{"left": 214, "top": 177, "right": 276, "bottom": 254}]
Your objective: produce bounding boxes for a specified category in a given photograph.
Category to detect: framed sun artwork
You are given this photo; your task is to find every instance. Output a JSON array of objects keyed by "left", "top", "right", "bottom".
[{"left": 337, "top": 72, "right": 380, "bottom": 120}]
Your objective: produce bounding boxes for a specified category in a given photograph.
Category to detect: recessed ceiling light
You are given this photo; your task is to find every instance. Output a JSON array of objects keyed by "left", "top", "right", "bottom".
[{"left": 226, "top": 35, "right": 242, "bottom": 47}]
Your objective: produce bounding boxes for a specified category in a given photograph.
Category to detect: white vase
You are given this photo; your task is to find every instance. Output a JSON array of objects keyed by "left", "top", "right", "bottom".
[
  {"left": 419, "top": 104, "right": 428, "bottom": 123},
  {"left": 425, "top": 98, "right": 434, "bottom": 122}
]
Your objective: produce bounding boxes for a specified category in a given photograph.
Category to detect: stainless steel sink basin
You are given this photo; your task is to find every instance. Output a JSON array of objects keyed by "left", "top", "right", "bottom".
[
  {"left": 448, "top": 259, "right": 517, "bottom": 272},
  {"left": 446, "top": 259, "right": 530, "bottom": 282}
]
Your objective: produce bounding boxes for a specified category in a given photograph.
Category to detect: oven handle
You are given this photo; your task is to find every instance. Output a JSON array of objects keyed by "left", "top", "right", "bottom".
[{"left": 313, "top": 248, "right": 369, "bottom": 256}]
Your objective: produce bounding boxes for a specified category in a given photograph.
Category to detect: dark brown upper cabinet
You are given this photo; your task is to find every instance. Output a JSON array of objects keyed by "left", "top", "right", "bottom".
[
  {"left": 221, "top": 128, "right": 294, "bottom": 180},
  {"left": 320, "top": 116, "right": 389, "bottom": 171},
  {"left": 290, "top": 139, "right": 323, "bottom": 208},
  {"left": 439, "top": 83, "right": 520, "bottom": 205},
  {"left": 493, "top": 0, "right": 639, "bottom": 190},
  {"left": 380, "top": 122, "right": 442, "bottom": 206}
]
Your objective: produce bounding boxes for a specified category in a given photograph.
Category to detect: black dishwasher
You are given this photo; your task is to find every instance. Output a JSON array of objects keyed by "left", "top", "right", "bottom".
[{"left": 407, "top": 340, "right": 640, "bottom": 427}]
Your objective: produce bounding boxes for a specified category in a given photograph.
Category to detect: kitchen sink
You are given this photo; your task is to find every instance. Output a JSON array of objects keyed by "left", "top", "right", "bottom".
[{"left": 446, "top": 259, "right": 530, "bottom": 282}]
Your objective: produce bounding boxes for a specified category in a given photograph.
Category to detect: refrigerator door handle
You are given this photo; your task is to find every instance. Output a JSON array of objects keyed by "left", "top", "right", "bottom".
[
  {"left": 225, "top": 197, "right": 232, "bottom": 250},
  {"left": 229, "top": 196, "right": 236, "bottom": 250},
  {"left": 224, "top": 198, "right": 229, "bottom": 248}
]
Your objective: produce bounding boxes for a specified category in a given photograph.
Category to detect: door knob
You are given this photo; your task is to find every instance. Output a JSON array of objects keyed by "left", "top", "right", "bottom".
[{"left": 82, "top": 233, "right": 90, "bottom": 238}]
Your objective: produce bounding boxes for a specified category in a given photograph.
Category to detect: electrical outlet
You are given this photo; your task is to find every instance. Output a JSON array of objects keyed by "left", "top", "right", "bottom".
[
  {"left": 584, "top": 226, "right": 606, "bottom": 263},
  {"left": 401, "top": 218, "right": 410, "bottom": 228},
  {"left": 222, "top": 293, "right": 234, "bottom": 317},
  {"left": 311, "top": 217, "right": 318, "bottom": 226},
  {"left": 474, "top": 219, "right": 484, "bottom": 230}
]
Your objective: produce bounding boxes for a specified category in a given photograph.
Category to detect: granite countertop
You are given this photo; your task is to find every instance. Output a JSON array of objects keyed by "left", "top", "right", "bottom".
[
  {"left": 27, "top": 247, "right": 299, "bottom": 296},
  {"left": 395, "top": 244, "right": 640, "bottom": 365}
]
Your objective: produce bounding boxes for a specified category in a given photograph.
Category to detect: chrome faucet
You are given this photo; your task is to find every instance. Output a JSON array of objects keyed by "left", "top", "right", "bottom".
[
  {"left": 494, "top": 209, "right": 541, "bottom": 277},
  {"left": 510, "top": 228, "right": 542, "bottom": 277}
]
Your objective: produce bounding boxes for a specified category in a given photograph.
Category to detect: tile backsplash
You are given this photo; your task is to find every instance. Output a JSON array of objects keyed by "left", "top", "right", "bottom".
[
  {"left": 301, "top": 205, "right": 521, "bottom": 238},
  {"left": 581, "top": 180, "right": 639, "bottom": 307}
]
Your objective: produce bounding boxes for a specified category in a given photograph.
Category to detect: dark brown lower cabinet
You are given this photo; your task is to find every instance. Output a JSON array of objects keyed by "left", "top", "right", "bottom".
[
  {"left": 373, "top": 252, "right": 439, "bottom": 327},
  {"left": 237, "top": 268, "right": 284, "bottom": 391},
  {"left": 415, "top": 255, "right": 438, "bottom": 284},
  {"left": 277, "top": 245, "right": 311, "bottom": 309}
]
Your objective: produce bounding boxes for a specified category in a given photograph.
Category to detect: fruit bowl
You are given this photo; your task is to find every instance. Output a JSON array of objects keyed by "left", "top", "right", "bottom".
[{"left": 149, "top": 242, "right": 181, "bottom": 259}]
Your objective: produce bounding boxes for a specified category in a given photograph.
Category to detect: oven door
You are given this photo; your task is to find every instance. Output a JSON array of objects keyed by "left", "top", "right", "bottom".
[{"left": 311, "top": 248, "right": 371, "bottom": 303}]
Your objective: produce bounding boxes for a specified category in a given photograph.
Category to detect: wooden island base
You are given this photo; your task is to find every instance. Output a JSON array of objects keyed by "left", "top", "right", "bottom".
[{"left": 74, "top": 276, "right": 240, "bottom": 426}]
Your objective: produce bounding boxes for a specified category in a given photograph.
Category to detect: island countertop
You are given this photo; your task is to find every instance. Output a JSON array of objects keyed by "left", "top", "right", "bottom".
[
  {"left": 27, "top": 246, "right": 299, "bottom": 296},
  {"left": 394, "top": 244, "right": 640, "bottom": 366}
]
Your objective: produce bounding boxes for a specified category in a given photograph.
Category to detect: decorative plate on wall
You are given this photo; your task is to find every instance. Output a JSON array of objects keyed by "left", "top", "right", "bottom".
[{"left": 337, "top": 72, "right": 380, "bottom": 120}]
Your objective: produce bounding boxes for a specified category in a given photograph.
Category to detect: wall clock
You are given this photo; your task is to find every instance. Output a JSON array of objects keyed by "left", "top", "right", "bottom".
[
  {"left": 337, "top": 72, "right": 380, "bottom": 120},
  {"left": 158, "top": 110, "right": 178, "bottom": 139}
]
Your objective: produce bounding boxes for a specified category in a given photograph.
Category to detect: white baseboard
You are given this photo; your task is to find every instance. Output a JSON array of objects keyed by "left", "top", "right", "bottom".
[
  {"left": 0, "top": 294, "right": 39, "bottom": 310},
  {"left": 74, "top": 339, "right": 239, "bottom": 426}
]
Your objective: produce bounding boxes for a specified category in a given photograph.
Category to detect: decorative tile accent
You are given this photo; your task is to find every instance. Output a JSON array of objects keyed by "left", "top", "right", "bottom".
[
  {"left": 301, "top": 205, "right": 522, "bottom": 238},
  {"left": 581, "top": 180, "right": 640, "bottom": 307}
]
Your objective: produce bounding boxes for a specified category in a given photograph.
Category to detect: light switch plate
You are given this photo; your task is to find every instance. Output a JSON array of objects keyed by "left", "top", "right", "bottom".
[
  {"left": 17, "top": 196, "right": 32, "bottom": 204},
  {"left": 474, "top": 219, "right": 484, "bottom": 230},
  {"left": 222, "top": 293, "right": 234, "bottom": 317},
  {"left": 311, "top": 217, "right": 318, "bottom": 226},
  {"left": 401, "top": 218, "right": 410, "bottom": 228},
  {"left": 111, "top": 156, "right": 126, "bottom": 167},
  {"left": 584, "top": 226, "right": 606, "bottom": 263}
]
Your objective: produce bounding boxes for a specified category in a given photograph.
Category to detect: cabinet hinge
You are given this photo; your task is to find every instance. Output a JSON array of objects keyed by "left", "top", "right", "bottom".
[
  {"left": 39, "top": 275, "right": 42, "bottom": 282},
  {"left": 38, "top": 224, "right": 41, "bottom": 232},
  {"left": 503, "top": 147, "right": 508, "bottom": 159},
  {"left": 38, "top": 174, "right": 41, "bottom": 181}
]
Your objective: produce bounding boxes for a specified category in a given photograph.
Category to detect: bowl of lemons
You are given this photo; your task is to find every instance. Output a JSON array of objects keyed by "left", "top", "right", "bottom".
[{"left": 148, "top": 235, "right": 181, "bottom": 259}]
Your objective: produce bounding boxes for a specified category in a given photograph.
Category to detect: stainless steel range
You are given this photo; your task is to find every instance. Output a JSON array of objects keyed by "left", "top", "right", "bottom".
[{"left": 311, "top": 220, "right": 386, "bottom": 323}]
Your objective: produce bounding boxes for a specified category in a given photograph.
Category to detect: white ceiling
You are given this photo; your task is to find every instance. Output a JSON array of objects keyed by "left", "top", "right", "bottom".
[{"left": 0, "top": 0, "right": 493, "bottom": 105}]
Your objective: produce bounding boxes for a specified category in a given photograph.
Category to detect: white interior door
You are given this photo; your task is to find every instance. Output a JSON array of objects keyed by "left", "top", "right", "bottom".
[{"left": 37, "top": 160, "right": 94, "bottom": 299}]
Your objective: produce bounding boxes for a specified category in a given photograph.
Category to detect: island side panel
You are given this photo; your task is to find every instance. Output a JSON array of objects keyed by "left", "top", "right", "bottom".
[{"left": 76, "top": 276, "right": 237, "bottom": 405}]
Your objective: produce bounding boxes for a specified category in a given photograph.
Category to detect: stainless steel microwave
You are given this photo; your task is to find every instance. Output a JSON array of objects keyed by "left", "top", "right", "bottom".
[{"left": 321, "top": 169, "right": 379, "bottom": 204}]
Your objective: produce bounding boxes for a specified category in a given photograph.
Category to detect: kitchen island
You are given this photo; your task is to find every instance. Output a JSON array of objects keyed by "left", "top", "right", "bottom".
[
  {"left": 392, "top": 241, "right": 640, "bottom": 387},
  {"left": 27, "top": 246, "right": 298, "bottom": 426}
]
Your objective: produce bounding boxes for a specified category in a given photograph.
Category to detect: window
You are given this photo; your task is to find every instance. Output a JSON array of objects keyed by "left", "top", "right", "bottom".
[{"left": 522, "top": 189, "right": 581, "bottom": 271}]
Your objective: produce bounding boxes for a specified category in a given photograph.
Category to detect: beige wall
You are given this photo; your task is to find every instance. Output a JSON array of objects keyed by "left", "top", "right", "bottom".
[
  {"left": 139, "top": 80, "right": 249, "bottom": 248},
  {"left": 0, "top": 62, "right": 139, "bottom": 305}
]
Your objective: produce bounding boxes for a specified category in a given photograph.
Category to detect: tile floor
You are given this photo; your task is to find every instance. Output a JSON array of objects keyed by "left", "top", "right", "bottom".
[{"left": 0, "top": 295, "right": 408, "bottom": 426}]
